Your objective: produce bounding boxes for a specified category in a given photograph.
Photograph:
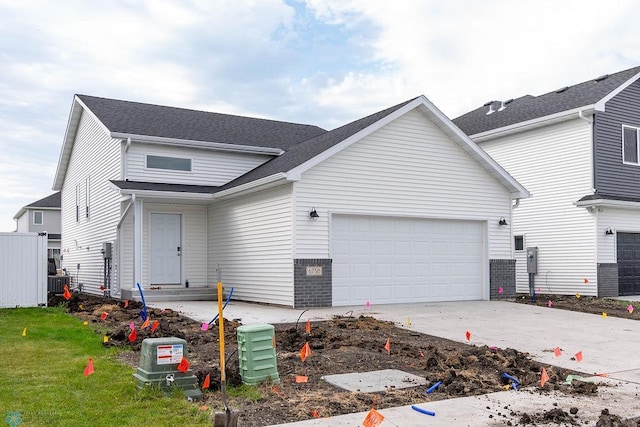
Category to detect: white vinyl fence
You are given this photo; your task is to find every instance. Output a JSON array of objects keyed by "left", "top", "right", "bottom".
[{"left": 0, "top": 232, "right": 47, "bottom": 307}]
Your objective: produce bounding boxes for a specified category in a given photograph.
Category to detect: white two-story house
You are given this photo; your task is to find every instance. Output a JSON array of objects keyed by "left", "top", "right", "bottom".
[
  {"left": 53, "top": 94, "right": 527, "bottom": 307},
  {"left": 454, "top": 66, "right": 640, "bottom": 297}
]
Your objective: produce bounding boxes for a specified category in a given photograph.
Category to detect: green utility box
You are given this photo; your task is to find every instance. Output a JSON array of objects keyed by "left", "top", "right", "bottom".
[
  {"left": 237, "top": 324, "right": 280, "bottom": 385},
  {"left": 133, "top": 337, "right": 203, "bottom": 401}
]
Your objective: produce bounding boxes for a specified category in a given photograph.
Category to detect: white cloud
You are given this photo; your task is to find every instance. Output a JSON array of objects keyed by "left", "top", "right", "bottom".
[{"left": 1, "top": 0, "right": 640, "bottom": 231}]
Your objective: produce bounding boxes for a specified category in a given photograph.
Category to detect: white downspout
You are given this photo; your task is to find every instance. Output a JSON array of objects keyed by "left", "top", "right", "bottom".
[
  {"left": 115, "top": 197, "right": 134, "bottom": 297},
  {"left": 123, "top": 137, "right": 132, "bottom": 181},
  {"left": 578, "top": 111, "right": 596, "bottom": 193}
]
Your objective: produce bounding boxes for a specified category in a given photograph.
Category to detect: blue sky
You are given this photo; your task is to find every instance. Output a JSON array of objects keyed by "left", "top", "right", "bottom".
[{"left": 1, "top": 0, "right": 640, "bottom": 231}]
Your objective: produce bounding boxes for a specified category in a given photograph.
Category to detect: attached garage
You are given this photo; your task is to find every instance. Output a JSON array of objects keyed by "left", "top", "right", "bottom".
[
  {"left": 617, "top": 232, "right": 640, "bottom": 295},
  {"left": 331, "top": 215, "right": 485, "bottom": 306}
]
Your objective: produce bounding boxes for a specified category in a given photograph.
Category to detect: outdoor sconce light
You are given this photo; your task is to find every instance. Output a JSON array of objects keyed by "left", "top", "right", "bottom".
[
  {"left": 605, "top": 228, "right": 614, "bottom": 235},
  {"left": 498, "top": 217, "right": 508, "bottom": 226},
  {"left": 309, "top": 208, "right": 319, "bottom": 219}
]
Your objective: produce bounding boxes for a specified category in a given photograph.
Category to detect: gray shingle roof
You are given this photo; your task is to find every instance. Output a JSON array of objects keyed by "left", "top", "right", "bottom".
[
  {"left": 77, "top": 95, "right": 327, "bottom": 150},
  {"left": 26, "top": 192, "right": 61, "bottom": 209},
  {"left": 453, "top": 66, "right": 640, "bottom": 136},
  {"left": 110, "top": 181, "right": 218, "bottom": 194},
  {"left": 218, "top": 97, "right": 419, "bottom": 191}
]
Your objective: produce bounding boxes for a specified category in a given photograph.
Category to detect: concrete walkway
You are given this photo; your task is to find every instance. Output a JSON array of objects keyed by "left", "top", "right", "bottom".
[{"left": 149, "top": 299, "right": 640, "bottom": 425}]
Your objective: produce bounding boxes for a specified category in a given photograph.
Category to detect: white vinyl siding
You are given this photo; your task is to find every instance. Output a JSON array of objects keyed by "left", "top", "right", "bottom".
[
  {"left": 16, "top": 212, "right": 29, "bottom": 232},
  {"left": 126, "top": 142, "right": 271, "bottom": 186},
  {"left": 479, "top": 119, "right": 596, "bottom": 295},
  {"left": 142, "top": 203, "right": 208, "bottom": 287},
  {"left": 208, "top": 184, "right": 293, "bottom": 306},
  {"left": 60, "top": 110, "right": 121, "bottom": 295},
  {"left": 597, "top": 207, "right": 640, "bottom": 263},
  {"left": 294, "top": 108, "right": 513, "bottom": 261}
]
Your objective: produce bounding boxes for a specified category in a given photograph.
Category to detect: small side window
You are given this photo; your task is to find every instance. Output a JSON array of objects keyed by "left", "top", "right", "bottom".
[
  {"left": 622, "top": 125, "right": 640, "bottom": 165},
  {"left": 33, "top": 211, "right": 43, "bottom": 225},
  {"left": 514, "top": 235, "right": 524, "bottom": 251}
]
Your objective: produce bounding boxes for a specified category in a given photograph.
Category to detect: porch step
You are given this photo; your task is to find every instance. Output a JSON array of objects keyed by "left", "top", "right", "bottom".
[{"left": 121, "top": 286, "right": 217, "bottom": 302}]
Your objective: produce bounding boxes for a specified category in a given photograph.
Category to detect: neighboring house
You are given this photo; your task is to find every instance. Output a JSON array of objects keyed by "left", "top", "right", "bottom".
[
  {"left": 453, "top": 66, "right": 640, "bottom": 297},
  {"left": 13, "top": 191, "right": 62, "bottom": 267},
  {"left": 53, "top": 94, "right": 528, "bottom": 307}
]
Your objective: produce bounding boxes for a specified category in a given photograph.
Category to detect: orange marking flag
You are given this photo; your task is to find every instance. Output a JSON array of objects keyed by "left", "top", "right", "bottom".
[
  {"left": 100, "top": 312, "right": 108, "bottom": 321},
  {"left": 311, "top": 410, "right": 321, "bottom": 418},
  {"left": 141, "top": 317, "right": 150, "bottom": 329},
  {"left": 465, "top": 331, "right": 471, "bottom": 342},
  {"left": 63, "top": 285, "right": 72, "bottom": 300},
  {"left": 300, "top": 342, "right": 311, "bottom": 361},
  {"left": 305, "top": 319, "right": 311, "bottom": 335},
  {"left": 128, "top": 328, "right": 137, "bottom": 342},
  {"left": 151, "top": 320, "right": 160, "bottom": 333},
  {"left": 540, "top": 367, "right": 550, "bottom": 387},
  {"left": 554, "top": 347, "right": 562, "bottom": 357},
  {"left": 177, "top": 357, "right": 190, "bottom": 373},
  {"left": 84, "top": 358, "right": 94, "bottom": 377},
  {"left": 574, "top": 351, "right": 583, "bottom": 362},
  {"left": 124, "top": 300, "right": 129, "bottom": 308},
  {"left": 384, "top": 338, "right": 390, "bottom": 355},
  {"left": 295, "top": 375, "right": 308, "bottom": 383},
  {"left": 202, "top": 373, "right": 210, "bottom": 389},
  {"left": 362, "top": 408, "right": 385, "bottom": 427}
]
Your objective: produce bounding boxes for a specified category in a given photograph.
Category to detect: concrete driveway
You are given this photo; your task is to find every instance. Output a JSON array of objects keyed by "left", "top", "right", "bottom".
[{"left": 150, "top": 299, "right": 640, "bottom": 426}]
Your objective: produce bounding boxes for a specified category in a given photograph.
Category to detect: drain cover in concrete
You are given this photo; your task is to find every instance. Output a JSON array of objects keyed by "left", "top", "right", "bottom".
[{"left": 321, "top": 369, "right": 426, "bottom": 392}]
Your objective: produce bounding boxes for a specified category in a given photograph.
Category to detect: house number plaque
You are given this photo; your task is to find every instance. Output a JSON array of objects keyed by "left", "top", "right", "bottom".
[{"left": 306, "top": 266, "right": 323, "bottom": 276}]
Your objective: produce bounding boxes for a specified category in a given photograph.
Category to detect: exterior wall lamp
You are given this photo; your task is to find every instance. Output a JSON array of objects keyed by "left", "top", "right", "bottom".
[
  {"left": 498, "top": 217, "right": 508, "bottom": 226},
  {"left": 309, "top": 208, "right": 319, "bottom": 219},
  {"left": 605, "top": 227, "right": 614, "bottom": 235}
]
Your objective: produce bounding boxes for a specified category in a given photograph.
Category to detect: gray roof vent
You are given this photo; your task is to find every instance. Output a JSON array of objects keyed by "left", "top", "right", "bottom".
[
  {"left": 498, "top": 101, "right": 507, "bottom": 112},
  {"left": 486, "top": 103, "right": 495, "bottom": 115},
  {"left": 555, "top": 86, "right": 569, "bottom": 93},
  {"left": 595, "top": 74, "right": 609, "bottom": 82}
]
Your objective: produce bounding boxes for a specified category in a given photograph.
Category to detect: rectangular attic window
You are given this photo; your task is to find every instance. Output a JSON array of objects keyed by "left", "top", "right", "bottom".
[{"left": 146, "top": 155, "right": 192, "bottom": 171}]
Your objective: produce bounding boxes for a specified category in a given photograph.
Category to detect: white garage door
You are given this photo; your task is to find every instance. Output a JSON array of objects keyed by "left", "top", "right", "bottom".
[{"left": 331, "top": 215, "right": 485, "bottom": 306}]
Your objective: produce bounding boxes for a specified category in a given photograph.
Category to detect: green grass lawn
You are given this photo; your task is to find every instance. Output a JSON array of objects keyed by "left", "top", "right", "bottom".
[{"left": 0, "top": 306, "right": 211, "bottom": 426}]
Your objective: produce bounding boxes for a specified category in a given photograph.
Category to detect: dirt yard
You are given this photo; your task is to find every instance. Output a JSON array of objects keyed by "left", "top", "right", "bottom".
[
  {"left": 514, "top": 293, "right": 639, "bottom": 320},
  {"left": 50, "top": 293, "right": 637, "bottom": 426}
]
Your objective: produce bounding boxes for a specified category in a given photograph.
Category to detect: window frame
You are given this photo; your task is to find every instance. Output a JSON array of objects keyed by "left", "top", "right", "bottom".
[
  {"left": 33, "top": 210, "right": 43, "bottom": 225},
  {"left": 514, "top": 235, "right": 524, "bottom": 251},
  {"left": 622, "top": 125, "right": 640, "bottom": 166},
  {"left": 75, "top": 184, "right": 80, "bottom": 222},
  {"left": 145, "top": 154, "right": 192, "bottom": 172},
  {"left": 85, "top": 176, "right": 90, "bottom": 219}
]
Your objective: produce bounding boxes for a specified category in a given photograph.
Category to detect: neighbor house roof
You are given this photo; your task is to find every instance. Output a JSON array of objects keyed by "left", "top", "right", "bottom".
[
  {"left": 453, "top": 66, "right": 640, "bottom": 136},
  {"left": 13, "top": 191, "right": 61, "bottom": 219}
]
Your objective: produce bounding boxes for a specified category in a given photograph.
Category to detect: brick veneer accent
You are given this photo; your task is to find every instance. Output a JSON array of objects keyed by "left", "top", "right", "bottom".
[
  {"left": 489, "top": 259, "right": 516, "bottom": 300},
  {"left": 597, "top": 263, "right": 619, "bottom": 297},
  {"left": 293, "top": 259, "right": 332, "bottom": 308}
]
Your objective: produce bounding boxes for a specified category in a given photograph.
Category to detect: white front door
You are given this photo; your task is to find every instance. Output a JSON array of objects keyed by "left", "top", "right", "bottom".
[{"left": 150, "top": 213, "right": 181, "bottom": 285}]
